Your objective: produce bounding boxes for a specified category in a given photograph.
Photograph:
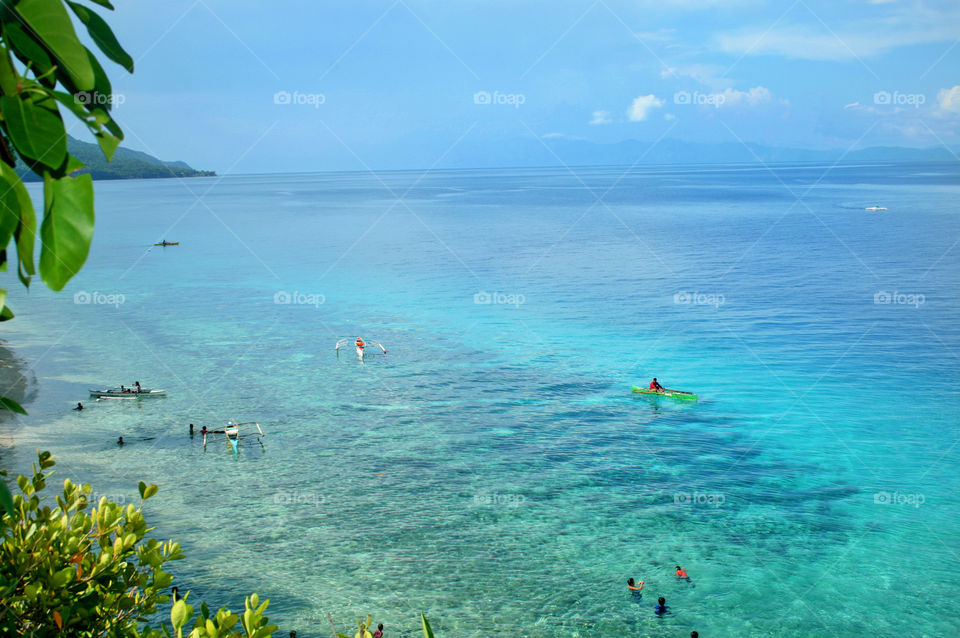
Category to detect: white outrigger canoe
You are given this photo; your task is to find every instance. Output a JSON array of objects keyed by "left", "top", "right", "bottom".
[
  {"left": 89, "top": 388, "right": 166, "bottom": 398},
  {"left": 202, "top": 421, "right": 265, "bottom": 455},
  {"left": 335, "top": 338, "right": 387, "bottom": 361}
]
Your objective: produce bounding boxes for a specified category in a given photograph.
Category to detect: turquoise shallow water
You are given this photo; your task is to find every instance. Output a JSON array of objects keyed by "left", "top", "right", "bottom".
[{"left": 1, "top": 163, "right": 959, "bottom": 637}]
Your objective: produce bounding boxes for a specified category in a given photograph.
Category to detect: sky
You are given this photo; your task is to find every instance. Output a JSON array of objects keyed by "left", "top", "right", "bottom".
[{"left": 68, "top": 0, "right": 960, "bottom": 172}]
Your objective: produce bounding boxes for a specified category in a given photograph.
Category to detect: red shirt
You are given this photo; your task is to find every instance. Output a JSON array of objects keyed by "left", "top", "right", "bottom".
[{"left": 650, "top": 381, "right": 658, "bottom": 390}]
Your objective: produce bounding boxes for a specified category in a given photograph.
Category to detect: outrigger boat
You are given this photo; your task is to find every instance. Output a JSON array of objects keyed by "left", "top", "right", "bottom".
[
  {"left": 154, "top": 241, "right": 179, "bottom": 246},
  {"left": 864, "top": 205, "right": 887, "bottom": 211},
  {"left": 632, "top": 386, "right": 698, "bottom": 401},
  {"left": 336, "top": 337, "right": 387, "bottom": 361},
  {"left": 89, "top": 387, "right": 166, "bottom": 398},
  {"left": 202, "top": 421, "right": 265, "bottom": 454}
]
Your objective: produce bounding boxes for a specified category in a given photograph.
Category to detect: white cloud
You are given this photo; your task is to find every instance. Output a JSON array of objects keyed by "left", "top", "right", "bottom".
[
  {"left": 718, "top": 86, "right": 776, "bottom": 107},
  {"left": 664, "top": 113, "right": 676, "bottom": 120},
  {"left": 936, "top": 86, "right": 960, "bottom": 113},
  {"left": 589, "top": 110, "right": 612, "bottom": 125},
  {"left": 627, "top": 95, "right": 664, "bottom": 121},
  {"left": 715, "top": 10, "right": 960, "bottom": 61}
]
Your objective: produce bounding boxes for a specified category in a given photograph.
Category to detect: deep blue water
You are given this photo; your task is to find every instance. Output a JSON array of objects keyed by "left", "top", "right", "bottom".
[{"left": 1, "top": 162, "right": 959, "bottom": 637}]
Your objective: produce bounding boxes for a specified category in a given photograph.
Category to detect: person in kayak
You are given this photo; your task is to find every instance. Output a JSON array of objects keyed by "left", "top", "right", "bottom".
[
  {"left": 654, "top": 596, "right": 669, "bottom": 615},
  {"left": 650, "top": 378, "right": 664, "bottom": 392},
  {"left": 627, "top": 578, "right": 644, "bottom": 592}
]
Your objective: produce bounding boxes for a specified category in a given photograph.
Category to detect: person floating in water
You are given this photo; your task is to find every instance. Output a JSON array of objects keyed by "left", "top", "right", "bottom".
[
  {"left": 627, "top": 578, "right": 644, "bottom": 592},
  {"left": 654, "top": 596, "right": 669, "bottom": 615},
  {"left": 189, "top": 423, "right": 195, "bottom": 436},
  {"left": 676, "top": 565, "right": 689, "bottom": 580},
  {"left": 373, "top": 623, "right": 383, "bottom": 638},
  {"left": 117, "top": 437, "right": 125, "bottom": 446},
  {"left": 200, "top": 426, "right": 208, "bottom": 437},
  {"left": 73, "top": 402, "right": 84, "bottom": 410},
  {"left": 650, "top": 378, "right": 664, "bottom": 392},
  {"left": 691, "top": 632, "right": 699, "bottom": 638}
]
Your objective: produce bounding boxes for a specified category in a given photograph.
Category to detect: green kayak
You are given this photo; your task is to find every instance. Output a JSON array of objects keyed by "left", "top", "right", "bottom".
[{"left": 632, "top": 386, "right": 698, "bottom": 401}]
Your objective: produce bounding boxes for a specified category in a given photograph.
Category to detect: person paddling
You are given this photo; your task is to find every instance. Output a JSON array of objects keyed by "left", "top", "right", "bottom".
[{"left": 649, "top": 378, "right": 664, "bottom": 392}]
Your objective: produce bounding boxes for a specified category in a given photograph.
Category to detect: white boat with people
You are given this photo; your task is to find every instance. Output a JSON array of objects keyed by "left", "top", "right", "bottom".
[{"left": 89, "top": 382, "right": 166, "bottom": 398}]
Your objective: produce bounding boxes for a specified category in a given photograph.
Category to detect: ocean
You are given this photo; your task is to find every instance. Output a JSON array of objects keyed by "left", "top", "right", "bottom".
[{"left": 1, "top": 162, "right": 958, "bottom": 637}]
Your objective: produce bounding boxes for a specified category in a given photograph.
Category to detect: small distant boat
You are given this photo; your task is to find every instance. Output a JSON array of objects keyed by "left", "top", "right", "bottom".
[
  {"left": 336, "top": 337, "right": 387, "bottom": 361},
  {"left": 154, "top": 241, "right": 179, "bottom": 246},
  {"left": 864, "top": 206, "right": 887, "bottom": 211},
  {"left": 632, "top": 386, "right": 698, "bottom": 401},
  {"left": 202, "top": 421, "right": 265, "bottom": 454},
  {"left": 89, "top": 387, "right": 166, "bottom": 398}
]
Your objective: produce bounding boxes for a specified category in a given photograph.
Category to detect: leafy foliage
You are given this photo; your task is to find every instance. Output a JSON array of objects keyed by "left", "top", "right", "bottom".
[
  {"left": 0, "top": 452, "right": 278, "bottom": 637},
  {"left": 0, "top": 0, "right": 132, "bottom": 312}
]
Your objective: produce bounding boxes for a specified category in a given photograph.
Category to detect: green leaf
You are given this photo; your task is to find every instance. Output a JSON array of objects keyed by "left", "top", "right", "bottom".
[
  {"left": 138, "top": 481, "right": 146, "bottom": 499},
  {"left": 421, "top": 613, "right": 435, "bottom": 638},
  {"left": 66, "top": 1, "right": 134, "bottom": 73},
  {"left": 39, "top": 173, "right": 94, "bottom": 291},
  {"left": 84, "top": 0, "right": 117, "bottom": 10},
  {"left": 0, "top": 164, "right": 38, "bottom": 280},
  {"left": 0, "top": 397, "right": 27, "bottom": 414},
  {"left": 0, "top": 177, "right": 21, "bottom": 249},
  {"left": 3, "top": 21, "right": 55, "bottom": 80},
  {"left": 0, "top": 480, "right": 14, "bottom": 516},
  {"left": 142, "top": 483, "right": 158, "bottom": 500},
  {"left": 95, "top": 131, "right": 120, "bottom": 161},
  {"left": 170, "top": 600, "right": 191, "bottom": 630},
  {"left": 15, "top": 0, "right": 96, "bottom": 91},
  {"left": 0, "top": 95, "right": 68, "bottom": 170}
]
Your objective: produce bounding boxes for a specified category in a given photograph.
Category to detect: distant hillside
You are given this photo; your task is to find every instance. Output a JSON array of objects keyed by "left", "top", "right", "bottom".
[{"left": 16, "top": 136, "right": 215, "bottom": 181}]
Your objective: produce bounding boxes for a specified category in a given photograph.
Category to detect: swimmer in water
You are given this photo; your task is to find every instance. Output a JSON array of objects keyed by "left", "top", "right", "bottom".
[
  {"left": 117, "top": 437, "right": 124, "bottom": 446},
  {"left": 627, "top": 578, "right": 644, "bottom": 592},
  {"left": 654, "top": 596, "right": 669, "bottom": 615},
  {"left": 676, "top": 566, "right": 689, "bottom": 580},
  {"left": 73, "top": 402, "right": 83, "bottom": 410}
]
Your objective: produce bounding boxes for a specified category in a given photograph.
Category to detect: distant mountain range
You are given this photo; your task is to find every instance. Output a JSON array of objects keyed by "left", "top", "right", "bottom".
[
  {"left": 17, "top": 136, "right": 215, "bottom": 181},
  {"left": 436, "top": 137, "right": 959, "bottom": 169}
]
